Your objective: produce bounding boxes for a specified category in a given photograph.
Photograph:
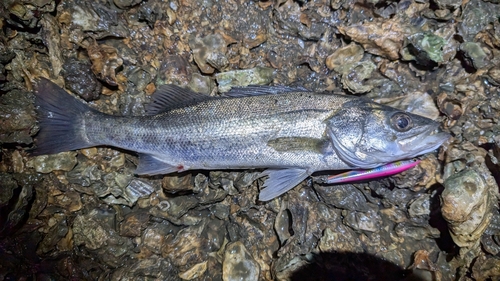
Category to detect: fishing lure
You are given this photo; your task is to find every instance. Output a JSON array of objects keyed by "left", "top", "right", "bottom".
[{"left": 321, "top": 159, "right": 421, "bottom": 184}]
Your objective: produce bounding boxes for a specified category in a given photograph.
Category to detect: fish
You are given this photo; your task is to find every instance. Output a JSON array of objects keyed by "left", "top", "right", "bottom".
[{"left": 32, "top": 78, "right": 450, "bottom": 201}]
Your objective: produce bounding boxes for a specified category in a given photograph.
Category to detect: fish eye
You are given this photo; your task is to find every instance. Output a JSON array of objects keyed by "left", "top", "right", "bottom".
[{"left": 390, "top": 113, "right": 413, "bottom": 132}]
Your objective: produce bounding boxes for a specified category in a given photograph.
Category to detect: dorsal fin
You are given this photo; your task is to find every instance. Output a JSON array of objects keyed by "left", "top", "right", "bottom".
[
  {"left": 224, "top": 85, "right": 311, "bottom": 97},
  {"left": 146, "top": 84, "right": 213, "bottom": 115}
]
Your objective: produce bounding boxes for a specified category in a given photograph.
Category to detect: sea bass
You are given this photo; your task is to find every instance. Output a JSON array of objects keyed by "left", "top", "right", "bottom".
[{"left": 33, "top": 78, "right": 450, "bottom": 201}]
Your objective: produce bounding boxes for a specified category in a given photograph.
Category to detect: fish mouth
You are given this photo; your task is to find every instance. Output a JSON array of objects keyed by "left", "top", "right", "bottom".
[{"left": 399, "top": 128, "right": 451, "bottom": 156}]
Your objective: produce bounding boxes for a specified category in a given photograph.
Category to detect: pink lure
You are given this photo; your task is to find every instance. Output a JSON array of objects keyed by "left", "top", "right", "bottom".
[{"left": 325, "top": 159, "right": 421, "bottom": 184}]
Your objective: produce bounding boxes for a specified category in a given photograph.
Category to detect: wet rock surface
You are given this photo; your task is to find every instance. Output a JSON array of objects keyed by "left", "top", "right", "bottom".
[{"left": 1, "top": 0, "right": 500, "bottom": 280}]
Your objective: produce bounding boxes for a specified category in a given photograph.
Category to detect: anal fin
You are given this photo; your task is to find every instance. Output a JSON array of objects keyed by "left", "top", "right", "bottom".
[
  {"left": 258, "top": 168, "right": 309, "bottom": 201},
  {"left": 135, "top": 154, "right": 179, "bottom": 175}
]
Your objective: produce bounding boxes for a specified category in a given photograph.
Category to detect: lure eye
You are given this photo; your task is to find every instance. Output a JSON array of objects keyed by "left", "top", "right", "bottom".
[{"left": 391, "top": 113, "right": 413, "bottom": 132}]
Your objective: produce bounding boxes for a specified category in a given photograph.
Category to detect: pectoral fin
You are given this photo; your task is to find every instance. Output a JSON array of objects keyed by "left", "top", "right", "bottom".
[
  {"left": 135, "top": 153, "right": 179, "bottom": 175},
  {"left": 258, "top": 168, "right": 310, "bottom": 201}
]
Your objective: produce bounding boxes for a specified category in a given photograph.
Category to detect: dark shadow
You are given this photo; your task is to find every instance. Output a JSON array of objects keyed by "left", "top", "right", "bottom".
[
  {"left": 427, "top": 183, "right": 458, "bottom": 255},
  {"left": 482, "top": 143, "right": 500, "bottom": 191},
  {"left": 454, "top": 50, "right": 477, "bottom": 74},
  {"left": 289, "top": 251, "right": 425, "bottom": 281}
]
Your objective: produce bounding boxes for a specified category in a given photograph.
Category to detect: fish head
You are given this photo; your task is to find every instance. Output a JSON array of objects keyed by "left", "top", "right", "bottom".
[{"left": 327, "top": 100, "right": 450, "bottom": 169}]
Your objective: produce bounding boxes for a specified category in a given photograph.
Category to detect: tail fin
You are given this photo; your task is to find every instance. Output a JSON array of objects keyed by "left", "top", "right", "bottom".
[{"left": 32, "top": 78, "right": 96, "bottom": 155}]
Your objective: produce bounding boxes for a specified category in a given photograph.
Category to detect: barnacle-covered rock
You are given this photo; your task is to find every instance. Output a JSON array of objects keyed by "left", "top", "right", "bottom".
[
  {"left": 459, "top": 42, "right": 489, "bottom": 70},
  {"left": 222, "top": 241, "right": 260, "bottom": 281},
  {"left": 394, "top": 222, "right": 440, "bottom": 240},
  {"left": 73, "top": 209, "right": 133, "bottom": 267},
  {"left": 66, "top": 163, "right": 102, "bottom": 188},
  {"left": 37, "top": 213, "right": 69, "bottom": 254},
  {"left": 0, "top": 173, "right": 17, "bottom": 207},
  {"left": 162, "top": 173, "right": 194, "bottom": 193},
  {"left": 194, "top": 173, "right": 230, "bottom": 204},
  {"left": 406, "top": 250, "right": 442, "bottom": 280},
  {"left": 188, "top": 73, "right": 215, "bottom": 95},
  {"left": 150, "top": 195, "right": 199, "bottom": 223},
  {"left": 72, "top": 209, "right": 113, "bottom": 250},
  {"left": 401, "top": 32, "right": 446, "bottom": 66},
  {"left": 136, "top": 1, "right": 176, "bottom": 27},
  {"left": 437, "top": 92, "right": 463, "bottom": 121},
  {"left": 99, "top": 149, "right": 126, "bottom": 172},
  {"left": 0, "top": 89, "right": 35, "bottom": 145},
  {"left": 486, "top": 66, "right": 500, "bottom": 86},
  {"left": 340, "top": 60, "right": 376, "bottom": 94},
  {"left": 338, "top": 17, "right": 410, "bottom": 60},
  {"left": 457, "top": 0, "right": 498, "bottom": 42},
  {"left": 0, "top": 49, "right": 15, "bottom": 83},
  {"left": 0, "top": 174, "right": 36, "bottom": 236},
  {"left": 320, "top": 224, "right": 363, "bottom": 252},
  {"left": 157, "top": 55, "right": 193, "bottom": 87},
  {"left": 441, "top": 168, "right": 496, "bottom": 248},
  {"left": 96, "top": 172, "right": 133, "bottom": 204},
  {"left": 119, "top": 210, "right": 150, "bottom": 237},
  {"left": 408, "top": 194, "right": 431, "bottom": 218},
  {"left": 471, "top": 255, "right": 500, "bottom": 280},
  {"left": 40, "top": 14, "right": 63, "bottom": 78},
  {"left": 481, "top": 210, "right": 500, "bottom": 255},
  {"left": 325, "top": 43, "right": 376, "bottom": 94},
  {"left": 96, "top": 177, "right": 154, "bottom": 207},
  {"left": 110, "top": 257, "right": 179, "bottom": 280},
  {"left": 162, "top": 223, "right": 210, "bottom": 269},
  {"left": 113, "top": 0, "right": 142, "bottom": 9},
  {"left": 209, "top": 171, "right": 260, "bottom": 198},
  {"left": 87, "top": 42, "right": 123, "bottom": 86},
  {"left": 343, "top": 209, "right": 381, "bottom": 233},
  {"left": 52, "top": 190, "right": 82, "bottom": 212},
  {"left": 325, "top": 43, "right": 364, "bottom": 73},
  {"left": 6, "top": 150, "right": 24, "bottom": 173},
  {"left": 372, "top": 183, "right": 415, "bottom": 208},
  {"left": 435, "top": 24, "right": 460, "bottom": 63},
  {"left": 141, "top": 223, "right": 176, "bottom": 255},
  {"left": 273, "top": 190, "right": 338, "bottom": 276},
  {"left": 215, "top": 67, "right": 274, "bottom": 93},
  {"left": 274, "top": 203, "right": 293, "bottom": 245},
  {"left": 58, "top": 0, "right": 129, "bottom": 40},
  {"left": 443, "top": 143, "right": 488, "bottom": 180},
  {"left": 124, "top": 65, "right": 154, "bottom": 93},
  {"left": 27, "top": 152, "right": 77, "bottom": 173},
  {"left": 62, "top": 58, "right": 102, "bottom": 101},
  {"left": 72, "top": 209, "right": 133, "bottom": 267},
  {"left": 273, "top": 0, "right": 328, "bottom": 41},
  {"left": 373, "top": 1, "right": 400, "bottom": 18},
  {"left": 179, "top": 261, "right": 208, "bottom": 280},
  {"left": 3, "top": 0, "right": 55, "bottom": 29},
  {"left": 314, "top": 184, "right": 368, "bottom": 212},
  {"left": 189, "top": 34, "right": 229, "bottom": 74},
  {"left": 123, "top": 179, "right": 154, "bottom": 203}
]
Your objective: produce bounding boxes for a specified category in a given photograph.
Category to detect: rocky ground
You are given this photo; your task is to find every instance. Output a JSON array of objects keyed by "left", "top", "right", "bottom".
[{"left": 1, "top": 0, "right": 500, "bottom": 280}]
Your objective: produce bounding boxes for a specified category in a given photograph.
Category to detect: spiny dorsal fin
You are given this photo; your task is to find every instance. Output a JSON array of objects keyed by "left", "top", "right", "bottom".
[
  {"left": 224, "top": 85, "right": 311, "bottom": 97},
  {"left": 146, "top": 84, "right": 213, "bottom": 115}
]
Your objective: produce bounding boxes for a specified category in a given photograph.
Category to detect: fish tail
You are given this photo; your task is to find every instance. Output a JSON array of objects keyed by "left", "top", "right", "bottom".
[{"left": 31, "top": 78, "right": 96, "bottom": 155}]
